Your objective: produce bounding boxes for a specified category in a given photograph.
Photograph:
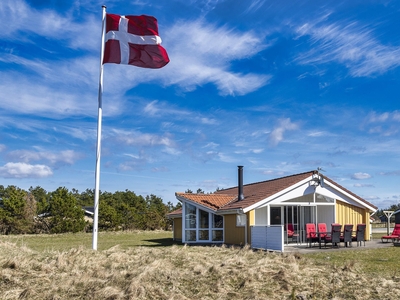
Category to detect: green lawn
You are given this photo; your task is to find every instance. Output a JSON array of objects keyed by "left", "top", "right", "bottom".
[{"left": 1, "top": 230, "right": 177, "bottom": 252}]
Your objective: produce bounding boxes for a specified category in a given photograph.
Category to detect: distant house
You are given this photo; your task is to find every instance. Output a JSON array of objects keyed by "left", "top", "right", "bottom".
[
  {"left": 168, "top": 167, "right": 377, "bottom": 251},
  {"left": 83, "top": 206, "right": 94, "bottom": 222},
  {"left": 395, "top": 210, "right": 400, "bottom": 224}
]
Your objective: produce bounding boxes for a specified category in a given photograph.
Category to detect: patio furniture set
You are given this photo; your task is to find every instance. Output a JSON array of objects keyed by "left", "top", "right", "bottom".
[{"left": 305, "top": 223, "right": 366, "bottom": 249}]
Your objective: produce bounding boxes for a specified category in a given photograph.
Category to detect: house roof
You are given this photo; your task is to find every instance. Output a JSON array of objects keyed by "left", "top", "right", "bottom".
[
  {"left": 167, "top": 208, "right": 183, "bottom": 218},
  {"left": 216, "top": 170, "right": 315, "bottom": 211},
  {"left": 175, "top": 193, "right": 236, "bottom": 211},
  {"left": 174, "top": 170, "right": 378, "bottom": 215}
]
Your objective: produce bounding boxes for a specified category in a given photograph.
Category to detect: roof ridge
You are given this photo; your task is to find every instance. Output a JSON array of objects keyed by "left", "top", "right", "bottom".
[{"left": 218, "top": 170, "right": 316, "bottom": 191}]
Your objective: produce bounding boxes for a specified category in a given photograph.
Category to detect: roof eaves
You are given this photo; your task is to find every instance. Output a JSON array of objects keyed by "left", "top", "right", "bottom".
[
  {"left": 241, "top": 175, "right": 314, "bottom": 213},
  {"left": 175, "top": 194, "right": 219, "bottom": 213},
  {"left": 322, "top": 176, "right": 378, "bottom": 212}
]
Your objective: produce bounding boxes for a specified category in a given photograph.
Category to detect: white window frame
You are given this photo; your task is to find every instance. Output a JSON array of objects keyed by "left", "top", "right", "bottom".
[
  {"left": 182, "top": 201, "right": 224, "bottom": 243},
  {"left": 236, "top": 214, "right": 247, "bottom": 227}
]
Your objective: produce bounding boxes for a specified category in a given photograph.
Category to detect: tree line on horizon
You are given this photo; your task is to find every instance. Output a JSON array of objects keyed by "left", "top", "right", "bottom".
[{"left": 0, "top": 185, "right": 181, "bottom": 235}]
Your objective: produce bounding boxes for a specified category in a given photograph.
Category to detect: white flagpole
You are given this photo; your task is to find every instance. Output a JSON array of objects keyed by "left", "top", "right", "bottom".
[{"left": 93, "top": 5, "right": 107, "bottom": 250}]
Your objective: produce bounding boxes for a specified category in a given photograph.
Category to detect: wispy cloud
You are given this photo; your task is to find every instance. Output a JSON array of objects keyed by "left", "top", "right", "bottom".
[
  {"left": 353, "top": 183, "right": 374, "bottom": 188},
  {"left": 111, "top": 129, "right": 177, "bottom": 148},
  {"left": 1, "top": 0, "right": 99, "bottom": 50},
  {"left": 295, "top": 17, "right": 400, "bottom": 77},
  {"left": 244, "top": 0, "right": 267, "bottom": 13},
  {"left": 379, "top": 170, "right": 400, "bottom": 176},
  {"left": 6, "top": 149, "right": 84, "bottom": 166},
  {"left": 351, "top": 172, "right": 371, "bottom": 180},
  {"left": 268, "top": 118, "right": 299, "bottom": 146},
  {"left": 363, "top": 110, "right": 400, "bottom": 136},
  {"left": 143, "top": 100, "right": 191, "bottom": 117}
]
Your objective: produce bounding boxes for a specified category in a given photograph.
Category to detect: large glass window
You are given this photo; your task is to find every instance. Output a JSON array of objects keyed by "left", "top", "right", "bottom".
[
  {"left": 185, "top": 203, "right": 197, "bottom": 229},
  {"left": 185, "top": 230, "right": 196, "bottom": 241},
  {"left": 212, "top": 230, "right": 223, "bottom": 241},
  {"left": 199, "top": 209, "right": 209, "bottom": 228},
  {"left": 270, "top": 207, "right": 282, "bottom": 225},
  {"left": 212, "top": 215, "right": 223, "bottom": 228},
  {"left": 184, "top": 203, "right": 224, "bottom": 243}
]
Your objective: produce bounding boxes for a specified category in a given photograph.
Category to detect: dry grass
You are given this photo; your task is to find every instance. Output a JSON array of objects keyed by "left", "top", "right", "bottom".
[{"left": 1, "top": 233, "right": 400, "bottom": 299}]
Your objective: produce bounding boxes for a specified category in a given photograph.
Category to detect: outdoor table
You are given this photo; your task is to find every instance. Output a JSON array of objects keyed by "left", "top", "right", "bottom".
[
  {"left": 309, "top": 231, "right": 328, "bottom": 248},
  {"left": 310, "top": 232, "right": 341, "bottom": 249}
]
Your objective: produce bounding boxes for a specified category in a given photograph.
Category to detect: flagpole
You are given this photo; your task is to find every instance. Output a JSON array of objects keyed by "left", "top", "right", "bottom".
[{"left": 93, "top": 5, "right": 107, "bottom": 250}]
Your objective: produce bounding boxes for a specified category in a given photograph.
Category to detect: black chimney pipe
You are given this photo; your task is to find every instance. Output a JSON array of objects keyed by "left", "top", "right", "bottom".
[{"left": 238, "top": 166, "right": 244, "bottom": 201}]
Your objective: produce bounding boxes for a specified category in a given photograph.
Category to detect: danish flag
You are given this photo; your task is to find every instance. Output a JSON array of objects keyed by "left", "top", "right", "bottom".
[{"left": 103, "top": 14, "right": 169, "bottom": 69}]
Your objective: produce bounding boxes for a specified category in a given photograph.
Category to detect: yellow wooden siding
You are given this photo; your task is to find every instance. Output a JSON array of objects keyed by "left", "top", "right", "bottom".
[
  {"left": 224, "top": 214, "right": 246, "bottom": 245},
  {"left": 336, "top": 200, "right": 370, "bottom": 240},
  {"left": 249, "top": 210, "right": 255, "bottom": 226},
  {"left": 247, "top": 210, "right": 254, "bottom": 245},
  {"left": 173, "top": 218, "right": 182, "bottom": 240}
]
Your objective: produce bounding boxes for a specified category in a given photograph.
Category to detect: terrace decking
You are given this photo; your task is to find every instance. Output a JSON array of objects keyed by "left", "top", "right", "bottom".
[{"left": 284, "top": 239, "right": 394, "bottom": 254}]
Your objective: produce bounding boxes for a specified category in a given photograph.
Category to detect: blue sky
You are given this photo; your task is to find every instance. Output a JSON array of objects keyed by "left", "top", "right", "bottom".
[{"left": 1, "top": 0, "right": 400, "bottom": 209}]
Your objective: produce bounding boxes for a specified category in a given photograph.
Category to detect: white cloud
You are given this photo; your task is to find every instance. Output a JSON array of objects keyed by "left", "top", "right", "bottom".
[
  {"left": 199, "top": 117, "right": 218, "bottom": 125},
  {"left": 367, "top": 112, "right": 390, "bottom": 123},
  {"left": 203, "top": 142, "right": 219, "bottom": 149},
  {"left": 295, "top": 18, "right": 400, "bottom": 77},
  {"left": 143, "top": 100, "right": 191, "bottom": 117},
  {"left": 268, "top": 118, "right": 299, "bottom": 146},
  {"left": 112, "top": 129, "right": 176, "bottom": 148},
  {"left": 0, "top": 0, "right": 99, "bottom": 50},
  {"left": 251, "top": 148, "right": 264, "bottom": 154},
  {"left": 0, "top": 162, "right": 53, "bottom": 178},
  {"left": 353, "top": 183, "right": 374, "bottom": 188},
  {"left": 363, "top": 111, "right": 400, "bottom": 137},
  {"left": 217, "top": 152, "right": 237, "bottom": 163},
  {"left": 164, "top": 19, "right": 272, "bottom": 95},
  {"left": 6, "top": 149, "right": 83, "bottom": 166},
  {"left": 245, "top": 0, "right": 267, "bottom": 13},
  {"left": 351, "top": 172, "right": 371, "bottom": 180}
]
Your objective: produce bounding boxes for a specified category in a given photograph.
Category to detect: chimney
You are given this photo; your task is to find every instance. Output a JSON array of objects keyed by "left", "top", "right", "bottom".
[{"left": 238, "top": 166, "right": 244, "bottom": 201}]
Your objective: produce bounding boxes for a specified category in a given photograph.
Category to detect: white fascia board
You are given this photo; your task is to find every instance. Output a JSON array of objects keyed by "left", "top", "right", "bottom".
[
  {"left": 319, "top": 180, "right": 377, "bottom": 212},
  {"left": 243, "top": 176, "right": 314, "bottom": 213},
  {"left": 216, "top": 209, "right": 244, "bottom": 215},
  {"left": 176, "top": 196, "right": 218, "bottom": 214}
]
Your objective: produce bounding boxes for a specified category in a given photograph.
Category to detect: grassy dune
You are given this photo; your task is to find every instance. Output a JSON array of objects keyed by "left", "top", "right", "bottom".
[{"left": 1, "top": 231, "right": 399, "bottom": 299}]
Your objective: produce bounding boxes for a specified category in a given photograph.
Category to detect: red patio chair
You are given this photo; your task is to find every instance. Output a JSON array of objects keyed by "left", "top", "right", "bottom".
[
  {"left": 286, "top": 223, "right": 294, "bottom": 237},
  {"left": 305, "top": 223, "right": 318, "bottom": 247},
  {"left": 286, "top": 223, "right": 299, "bottom": 243},
  {"left": 381, "top": 224, "right": 400, "bottom": 243},
  {"left": 317, "top": 223, "right": 328, "bottom": 239}
]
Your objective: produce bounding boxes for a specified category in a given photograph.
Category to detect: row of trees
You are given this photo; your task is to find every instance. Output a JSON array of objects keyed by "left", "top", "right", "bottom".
[
  {"left": 0, "top": 185, "right": 181, "bottom": 235},
  {"left": 374, "top": 203, "right": 400, "bottom": 222}
]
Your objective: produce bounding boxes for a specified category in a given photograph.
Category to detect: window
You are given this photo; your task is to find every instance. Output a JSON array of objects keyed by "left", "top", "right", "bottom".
[
  {"left": 212, "top": 215, "right": 223, "bottom": 228},
  {"left": 185, "top": 203, "right": 196, "bottom": 228},
  {"left": 183, "top": 202, "right": 224, "bottom": 243},
  {"left": 236, "top": 214, "right": 246, "bottom": 227},
  {"left": 199, "top": 209, "right": 209, "bottom": 228}
]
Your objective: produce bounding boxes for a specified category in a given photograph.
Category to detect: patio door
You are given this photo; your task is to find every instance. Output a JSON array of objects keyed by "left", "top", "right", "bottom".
[{"left": 299, "top": 205, "right": 316, "bottom": 243}]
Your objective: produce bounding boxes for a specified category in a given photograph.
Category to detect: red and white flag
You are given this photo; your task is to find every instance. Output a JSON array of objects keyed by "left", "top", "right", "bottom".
[{"left": 103, "top": 14, "right": 170, "bottom": 69}]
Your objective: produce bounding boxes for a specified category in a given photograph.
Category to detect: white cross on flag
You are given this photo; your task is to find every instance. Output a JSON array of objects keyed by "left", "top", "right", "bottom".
[{"left": 103, "top": 14, "right": 170, "bottom": 69}]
